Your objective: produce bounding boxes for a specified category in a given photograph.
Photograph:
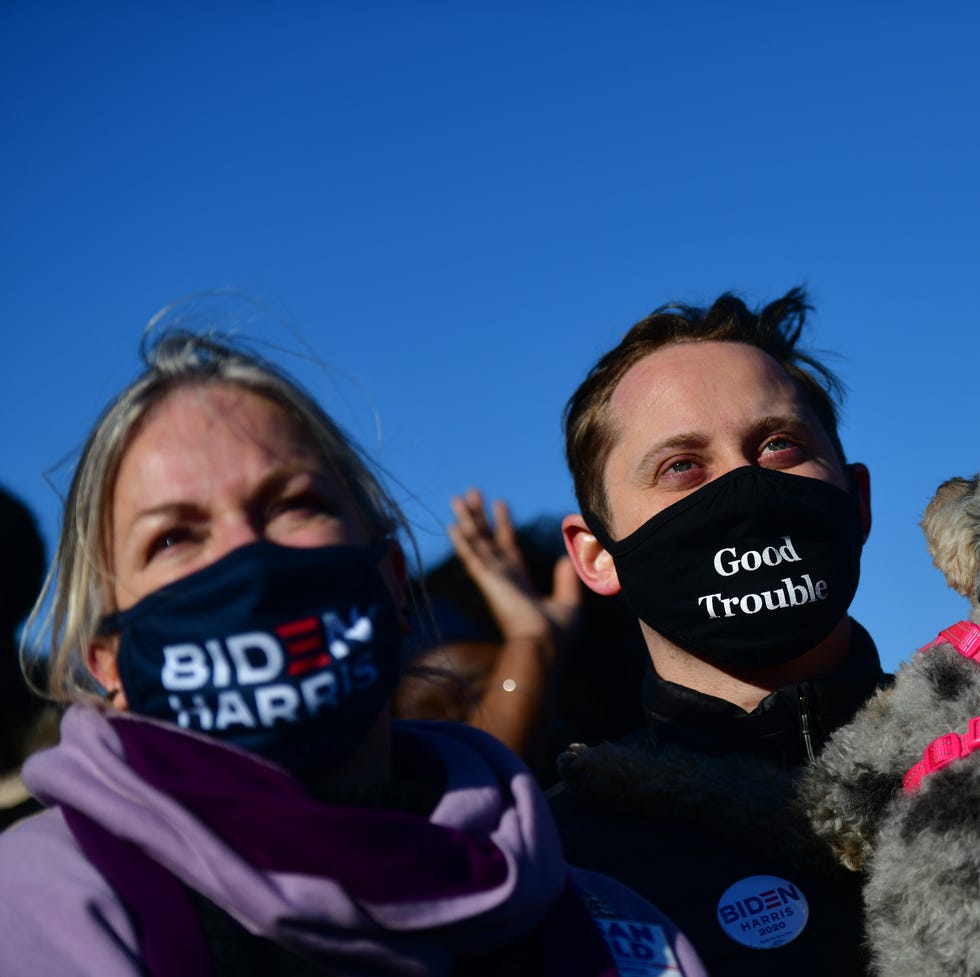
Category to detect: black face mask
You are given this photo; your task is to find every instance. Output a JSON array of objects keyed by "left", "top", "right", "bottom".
[{"left": 587, "top": 467, "right": 864, "bottom": 668}]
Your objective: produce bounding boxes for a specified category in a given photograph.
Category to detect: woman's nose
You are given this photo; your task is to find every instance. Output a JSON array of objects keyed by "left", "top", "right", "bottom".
[{"left": 210, "top": 516, "right": 263, "bottom": 562}]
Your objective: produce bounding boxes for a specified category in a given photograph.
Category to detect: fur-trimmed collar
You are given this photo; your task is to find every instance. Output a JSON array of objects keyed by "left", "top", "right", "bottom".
[
  {"left": 556, "top": 731, "right": 841, "bottom": 874},
  {"left": 554, "top": 621, "right": 886, "bottom": 874}
]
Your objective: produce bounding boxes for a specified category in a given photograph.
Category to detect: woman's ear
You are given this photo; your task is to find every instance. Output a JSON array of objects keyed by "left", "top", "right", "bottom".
[
  {"left": 87, "top": 637, "right": 128, "bottom": 710},
  {"left": 562, "top": 514, "right": 622, "bottom": 597}
]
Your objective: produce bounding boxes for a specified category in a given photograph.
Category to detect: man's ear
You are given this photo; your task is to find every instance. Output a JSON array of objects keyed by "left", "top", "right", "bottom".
[
  {"left": 562, "top": 514, "right": 622, "bottom": 596},
  {"left": 849, "top": 462, "right": 872, "bottom": 543},
  {"left": 87, "top": 637, "right": 128, "bottom": 710}
]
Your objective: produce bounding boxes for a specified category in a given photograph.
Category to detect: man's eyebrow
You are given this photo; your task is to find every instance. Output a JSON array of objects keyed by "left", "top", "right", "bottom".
[
  {"left": 634, "top": 432, "right": 709, "bottom": 478},
  {"left": 753, "top": 414, "right": 812, "bottom": 436}
]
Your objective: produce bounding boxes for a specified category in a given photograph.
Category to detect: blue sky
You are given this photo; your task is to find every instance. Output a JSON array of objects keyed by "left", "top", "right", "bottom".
[{"left": 2, "top": 2, "right": 978, "bottom": 673}]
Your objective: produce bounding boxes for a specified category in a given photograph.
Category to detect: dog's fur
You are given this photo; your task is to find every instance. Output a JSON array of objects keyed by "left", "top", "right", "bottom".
[{"left": 799, "top": 474, "right": 980, "bottom": 976}]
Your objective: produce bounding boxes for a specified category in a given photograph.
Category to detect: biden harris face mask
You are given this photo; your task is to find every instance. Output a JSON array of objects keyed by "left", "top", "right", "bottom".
[
  {"left": 99, "top": 540, "right": 403, "bottom": 772},
  {"left": 586, "top": 466, "right": 864, "bottom": 668}
]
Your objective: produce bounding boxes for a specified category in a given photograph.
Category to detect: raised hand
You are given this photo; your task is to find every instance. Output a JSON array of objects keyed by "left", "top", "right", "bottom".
[
  {"left": 448, "top": 488, "right": 582, "bottom": 649},
  {"left": 444, "top": 488, "right": 584, "bottom": 771}
]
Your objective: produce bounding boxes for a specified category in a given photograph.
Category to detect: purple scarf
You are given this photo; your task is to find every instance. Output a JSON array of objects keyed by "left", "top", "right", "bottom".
[{"left": 30, "top": 708, "right": 618, "bottom": 976}]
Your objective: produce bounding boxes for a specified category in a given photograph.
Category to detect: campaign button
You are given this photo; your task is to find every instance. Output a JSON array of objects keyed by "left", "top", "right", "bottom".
[{"left": 716, "top": 875, "right": 809, "bottom": 949}]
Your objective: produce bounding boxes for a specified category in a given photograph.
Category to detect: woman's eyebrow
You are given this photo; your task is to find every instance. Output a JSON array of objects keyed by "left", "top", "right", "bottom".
[
  {"left": 127, "top": 500, "right": 207, "bottom": 529},
  {"left": 249, "top": 464, "right": 330, "bottom": 502}
]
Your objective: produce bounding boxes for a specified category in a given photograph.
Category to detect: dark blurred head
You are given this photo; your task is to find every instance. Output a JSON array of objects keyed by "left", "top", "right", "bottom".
[
  {"left": 0, "top": 487, "right": 50, "bottom": 772},
  {"left": 0, "top": 487, "right": 46, "bottom": 635}
]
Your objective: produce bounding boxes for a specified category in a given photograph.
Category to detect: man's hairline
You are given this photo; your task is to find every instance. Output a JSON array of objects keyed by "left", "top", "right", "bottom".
[{"left": 588, "top": 353, "right": 849, "bottom": 536}]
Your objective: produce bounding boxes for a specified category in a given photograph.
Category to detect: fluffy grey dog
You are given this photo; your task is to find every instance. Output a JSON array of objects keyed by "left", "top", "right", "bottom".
[{"left": 799, "top": 474, "right": 980, "bottom": 977}]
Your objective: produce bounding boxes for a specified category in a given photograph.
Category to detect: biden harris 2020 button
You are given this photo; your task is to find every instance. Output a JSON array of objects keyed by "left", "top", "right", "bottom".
[{"left": 717, "top": 875, "right": 809, "bottom": 949}]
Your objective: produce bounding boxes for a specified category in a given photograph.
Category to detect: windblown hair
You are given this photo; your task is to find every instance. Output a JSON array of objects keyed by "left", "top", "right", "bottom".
[
  {"left": 28, "top": 327, "right": 410, "bottom": 704},
  {"left": 563, "top": 287, "right": 847, "bottom": 532}
]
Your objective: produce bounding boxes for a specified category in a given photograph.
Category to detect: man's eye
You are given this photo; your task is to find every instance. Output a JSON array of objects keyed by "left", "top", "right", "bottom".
[
  {"left": 666, "top": 459, "right": 696, "bottom": 474},
  {"left": 763, "top": 437, "right": 796, "bottom": 453}
]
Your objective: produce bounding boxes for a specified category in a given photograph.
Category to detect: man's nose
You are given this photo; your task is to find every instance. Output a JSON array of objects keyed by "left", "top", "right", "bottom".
[{"left": 715, "top": 454, "right": 757, "bottom": 479}]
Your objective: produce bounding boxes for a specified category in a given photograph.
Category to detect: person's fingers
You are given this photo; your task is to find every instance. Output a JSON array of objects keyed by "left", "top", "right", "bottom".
[
  {"left": 492, "top": 498, "right": 521, "bottom": 557},
  {"left": 449, "top": 491, "right": 474, "bottom": 530},
  {"left": 463, "top": 487, "right": 492, "bottom": 535},
  {"left": 447, "top": 495, "right": 499, "bottom": 580},
  {"left": 447, "top": 517, "right": 479, "bottom": 559},
  {"left": 447, "top": 491, "right": 536, "bottom": 602}
]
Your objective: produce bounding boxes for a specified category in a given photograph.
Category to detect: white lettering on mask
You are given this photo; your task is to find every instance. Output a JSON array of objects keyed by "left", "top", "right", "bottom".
[
  {"left": 698, "top": 574, "right": 829, "bottom": 619},
  {"left": 162, "top": 635, "right": 283, "bottom": 690},
  {"left": 255, "top": 684, "right": 301, "bottom": 725},
  {"left": 713, "top": 537, "right": 802, "bottom": 577},
  {"left": 161, "top": 644, "right": 212, "bottom": 690},
  {"left": 322, "top": 609, "right": 373, "bottom": 660},
  {"left": 225, "top": 632, "right": 283, "bottom": 684},
  {"left": 164, "top": 651, "right": 379, "bottom": 732}
]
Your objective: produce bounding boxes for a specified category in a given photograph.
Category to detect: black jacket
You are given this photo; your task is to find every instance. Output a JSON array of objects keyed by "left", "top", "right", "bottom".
[{"left": 549, "top": 620, "right": 888, "bottom": 977}]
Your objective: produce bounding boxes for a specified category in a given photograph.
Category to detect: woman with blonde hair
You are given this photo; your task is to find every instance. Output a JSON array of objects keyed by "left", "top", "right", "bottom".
[{"left": 0, "top": 321, "right": 704, "bottom": 977}]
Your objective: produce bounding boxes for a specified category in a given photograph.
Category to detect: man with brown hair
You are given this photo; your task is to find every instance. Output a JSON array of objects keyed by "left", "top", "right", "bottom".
[{"left": 551, "top": 288, "right": 887, "bottom": 976}]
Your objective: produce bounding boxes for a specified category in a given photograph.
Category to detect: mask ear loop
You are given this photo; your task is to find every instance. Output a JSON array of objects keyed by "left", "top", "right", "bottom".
[
  {"left": 581, "top": 509, "right": 616, "bottom": 551},
  {"left": 97, "top": 613, "right": 121, "bottom": 636}
]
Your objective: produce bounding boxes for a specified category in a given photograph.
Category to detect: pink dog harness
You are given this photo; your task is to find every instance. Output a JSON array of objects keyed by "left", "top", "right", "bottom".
[{"left": 903, "top": 621, "right": 980, "bottom": 793}]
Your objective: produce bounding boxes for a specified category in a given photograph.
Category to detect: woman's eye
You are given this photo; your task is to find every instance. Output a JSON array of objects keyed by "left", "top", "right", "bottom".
[
  {"left": 147, "top": 527, "right": 194, "bottom": 559},
  {"left": 269, "top": 494, "right": 329, "bottom": 520}
]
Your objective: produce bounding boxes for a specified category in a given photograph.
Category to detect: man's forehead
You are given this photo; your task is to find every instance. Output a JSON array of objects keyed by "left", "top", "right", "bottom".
[{"left": 606, "top": 341, "right": 805, "bottom": 434}]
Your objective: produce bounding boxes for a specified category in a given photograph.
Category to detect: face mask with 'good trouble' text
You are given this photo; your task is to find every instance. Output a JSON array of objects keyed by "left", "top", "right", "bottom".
[{"left": 586, "top": 466, "right": 864, "bottom": 668}]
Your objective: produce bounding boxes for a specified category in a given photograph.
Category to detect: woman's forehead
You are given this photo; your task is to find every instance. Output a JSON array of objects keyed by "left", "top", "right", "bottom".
[
  {"left": 146, "top": 383, "right": 324, "bottom": 455},
  {"left": 114, "top": 384, "right": 336, "bottom": 507}
]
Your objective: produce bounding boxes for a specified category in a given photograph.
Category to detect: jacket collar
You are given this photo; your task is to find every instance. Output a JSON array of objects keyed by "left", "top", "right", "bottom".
[{"left": 640, "top": 619, "right": 889, "bottom": 766}]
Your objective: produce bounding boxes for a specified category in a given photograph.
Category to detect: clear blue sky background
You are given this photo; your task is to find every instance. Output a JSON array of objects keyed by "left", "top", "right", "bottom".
[{"left": 2, "top": 2, "right": 978, "bottom": 673}]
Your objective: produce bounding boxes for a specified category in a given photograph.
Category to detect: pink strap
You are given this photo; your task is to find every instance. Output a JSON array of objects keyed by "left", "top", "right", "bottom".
[
  {"left": 904, "top": 622, "right": 980, "bottom": 793},
  {"left": 904, "top": 716, "right": 980, "bottom": 793},
  {"left": 917, "top": 620, "right": 980, "bottom": 658}
]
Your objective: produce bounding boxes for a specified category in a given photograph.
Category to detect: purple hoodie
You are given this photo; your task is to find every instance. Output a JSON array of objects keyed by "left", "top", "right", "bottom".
[{"left": 0, "top": 707, "right": 706, "bottom": 976}]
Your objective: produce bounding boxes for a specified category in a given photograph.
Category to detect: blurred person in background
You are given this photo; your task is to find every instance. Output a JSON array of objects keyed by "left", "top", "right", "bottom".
[
  {"left": 0, "top": 486, "right": 59, "bottom": 830},
  {"left": 395, "top": 489, "right": 647, "bottom": 785}
]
